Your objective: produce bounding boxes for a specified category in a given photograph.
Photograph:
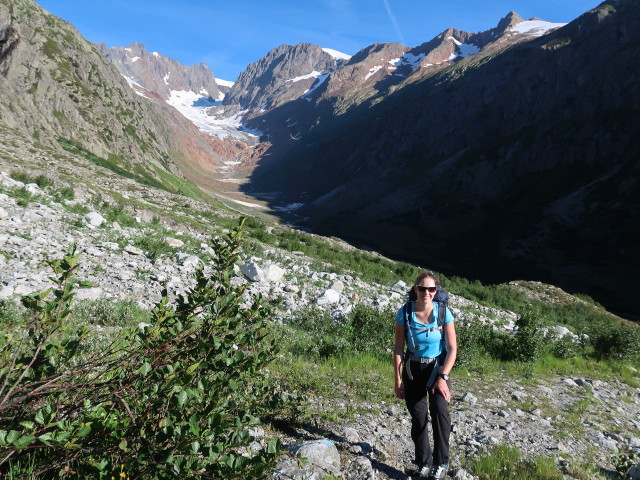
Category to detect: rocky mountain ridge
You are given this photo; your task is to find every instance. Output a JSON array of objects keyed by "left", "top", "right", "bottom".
[
  {"left": 96, "top": 42, "right": 222, "bottom": 102},
  {"left": 242, "top": 0, "right": 640, "bottom": 319}
]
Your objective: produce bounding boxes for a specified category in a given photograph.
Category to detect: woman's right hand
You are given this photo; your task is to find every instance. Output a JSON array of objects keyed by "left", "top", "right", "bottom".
[{"left": 395, "top": 381, "right": 405, "bottom": 399}]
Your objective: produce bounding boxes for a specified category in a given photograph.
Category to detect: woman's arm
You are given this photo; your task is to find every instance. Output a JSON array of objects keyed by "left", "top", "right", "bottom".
[
  {"left": 431, "top": 320, "right": 457, "bottom": 402},
  {"left": 393, "top": 322, "right": 405, "bottom": 399},
  {"left": 440, "top": 321, "right": 457, "bottom": 376}
]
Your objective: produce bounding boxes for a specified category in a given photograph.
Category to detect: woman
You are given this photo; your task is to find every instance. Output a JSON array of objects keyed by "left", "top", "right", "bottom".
[{"left": 394, "top": 272, "right": 457, "bottom": 480}]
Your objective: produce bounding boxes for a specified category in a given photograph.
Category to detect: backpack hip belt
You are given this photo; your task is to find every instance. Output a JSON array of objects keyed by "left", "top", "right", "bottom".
[{"left": 404, "top": 351, "right": 443, "bottom": 386}]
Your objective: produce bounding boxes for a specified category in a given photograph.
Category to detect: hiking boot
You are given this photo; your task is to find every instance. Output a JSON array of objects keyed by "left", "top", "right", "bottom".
[
  {"left": 427, "top": 463, "right": 448, "bottom": 480},
  {"left": 404, "top": 463, "right": 432, "bottom": 478}
]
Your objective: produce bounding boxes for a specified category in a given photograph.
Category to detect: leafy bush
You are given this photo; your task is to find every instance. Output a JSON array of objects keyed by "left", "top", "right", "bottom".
[
  {"left": 549, "top": 337, "right": 581, "bottom": 360},
  {"left": 8, "top": 186, "right": 35, "bottom": 207},
  {"left": 499, "top": 306, "right": 546, "bottom": 363},
  {"left": 52, "top": 186, "right": 75, "bottom": 202},
  {"left": 0, "top": 299, "right": 27, "bottom": 324},
  {"left": 591, "top": 323, "right": 640, "bottom": 361},
  {"left": 280, "top": 308, "right": 352, "bottom": 359},
  {"left": 279, "top": 303, "right": 395, "bottom": 361},
  {"left": 0, "top": 218, "right": 293, "bottom": 478},
  {"left": 454, "top": 319, "right": 494, "bottom": 369},
  {"left": 347, "top": 303, "right": 394, "bottom": 360}
]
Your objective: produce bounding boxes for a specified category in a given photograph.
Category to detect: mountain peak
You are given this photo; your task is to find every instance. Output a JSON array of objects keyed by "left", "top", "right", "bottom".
[{"left": 496, "top": 11, "right": 526, "bottom": 31}]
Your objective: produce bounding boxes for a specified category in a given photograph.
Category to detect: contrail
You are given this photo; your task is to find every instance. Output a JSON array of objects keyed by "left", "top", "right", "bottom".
[{"left": 382, "top": 0, "right": 405, "bottom": 45}]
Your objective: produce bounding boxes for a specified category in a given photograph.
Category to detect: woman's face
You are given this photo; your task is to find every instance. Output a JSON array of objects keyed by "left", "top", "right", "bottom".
[{"left": 414, "top": 277, "right": 437, "bottom": 302}]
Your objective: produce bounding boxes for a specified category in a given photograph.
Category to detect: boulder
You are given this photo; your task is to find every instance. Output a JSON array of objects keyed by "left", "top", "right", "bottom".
[
  {"left": 166, "top": 237, "right": 184, "bottom": 248},
  {"left": 391, "top": 280, "right": 408, "bottom": 293},
  {"left": 84, "top": 211, "right": 106, "bottom": 227},
  {"left": 241, "top": 262, "right": 265, "bottom": 282},
  {"left": 330, "top": 280, "right": 344, "bottom": 293},
  {"left": 263, "top": 263, "right": 285, "bottom": 282},
  {"left": 294, "top": 439, "right": 340, "bottom": 474},
  {"left": 316, "top": 289, "right": 340, "bottom": 305},
  {"left": 24, "top": 183, "right": 42, "bottom": 194},
  {"left": 124, "top": 245, "right": 144, "bottom": 256}
]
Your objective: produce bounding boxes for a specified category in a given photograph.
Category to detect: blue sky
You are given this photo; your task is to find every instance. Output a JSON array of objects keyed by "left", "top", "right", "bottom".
[{"left": 37, "top": 0, "right": 600, "bottom": 82}]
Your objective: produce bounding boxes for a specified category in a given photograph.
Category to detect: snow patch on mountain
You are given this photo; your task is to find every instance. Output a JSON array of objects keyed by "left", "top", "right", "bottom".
[
  {"left": 449, "top": 37, "right": 480, "bottom": 58},
  {"left": 215, "top": 78, "right": 234, "bottom": 88},
  {"left": 390, "top": 52, "right": 425, "bottom": 70},
  {"left": 303, "top": 73, "right": 330, "bottom": 98},
  {"left": 288, "top": 71, "right": 323, "bottom": 83},
  {"left": 365, "top": 65, "right": 383, "bottom": 80},
  {"left": 122, "top": 75, "right": 151, "bottom": 99},
  {"left": 166, "top": 90, "right": 261, "bottom": 140},
  {"left": 510, "top": 20, "right": 566, "bottom": 36},
  {"left": 322, "top": 47, "right": 351, "bottom": 61}
]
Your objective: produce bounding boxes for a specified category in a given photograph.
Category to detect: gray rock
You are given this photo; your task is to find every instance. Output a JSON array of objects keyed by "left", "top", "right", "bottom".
[
  {"left": 345, "top": 456, "right": 376, "bottom": 480},
  {"left": 344, "top": 427, "right": 361, "bottom": 444},
  {"left": 75, "top": 287, "right": 103, "bottom": 301},
  {"left": 263, "top": 263, "right": 285, "bottom": 282},
  {"left": 24, "top": 183, "right": 42, "bottom": 194},
  {"left": 166, "top": 237, "right": 184, "bottom": 248},
  {"left": 293, "top": 439, "right": 341, "bottom": 475},
  {"left": 330, "top": 280, "right": 344, "bottom": 294},
  {"left": 0, "top": 285, "right": 14, "bottom": 298},
  {"left": 84, "top": 211, "right": 106, "bottom": 227},
  {"left": 241, "top": 262, "right": 265, "bottom": 282},
  {"left": 461, "top": 393, "right": 478, "bottom": 405},
  {"left": 391, "top": 280, "right": 408, "bottom": 293},
  {"left": 124, "top": 245, "right": 144, "bottom": 256},
  {"left": 316, "top": 289, "right": 340, "bottom": 305}
]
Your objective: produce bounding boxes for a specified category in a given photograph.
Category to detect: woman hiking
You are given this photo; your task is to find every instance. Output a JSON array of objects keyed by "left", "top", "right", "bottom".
[{"left": 393, "top": 272, "right": 457, "bottom": 479}]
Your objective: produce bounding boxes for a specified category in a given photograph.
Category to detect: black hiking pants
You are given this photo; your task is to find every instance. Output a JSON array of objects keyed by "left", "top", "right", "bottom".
[{"left": 402, "top": 358, "right": 451, "bottom": 467}]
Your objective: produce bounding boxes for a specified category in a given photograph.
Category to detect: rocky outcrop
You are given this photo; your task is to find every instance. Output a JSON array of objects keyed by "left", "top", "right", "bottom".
[
  {"left": 96, "top": 42, "right": 222, "bottom": 101},
  {"left": 223, "top": 42, "right": 348, "bottom": 114},
  {"left": 0, "top": 0, "right": 225, "bottom": 190}
]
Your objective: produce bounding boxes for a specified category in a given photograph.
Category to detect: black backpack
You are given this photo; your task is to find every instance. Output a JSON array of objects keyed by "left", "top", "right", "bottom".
[{"left": 402, "top": 287, "right": 449, "bottom": 352}]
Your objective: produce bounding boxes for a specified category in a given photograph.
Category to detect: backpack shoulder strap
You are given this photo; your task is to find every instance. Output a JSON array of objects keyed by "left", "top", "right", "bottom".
[
  {"left": 403, "top": 301, "right": 416, "bottom": 350},
  {"left": 436, "top": 301, "right": 446, "bottom": 328}
]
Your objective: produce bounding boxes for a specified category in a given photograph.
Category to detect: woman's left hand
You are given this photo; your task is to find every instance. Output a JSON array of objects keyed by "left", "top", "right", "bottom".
[{"left": 431, "top": 377, "right": 451, "bottom": 403}]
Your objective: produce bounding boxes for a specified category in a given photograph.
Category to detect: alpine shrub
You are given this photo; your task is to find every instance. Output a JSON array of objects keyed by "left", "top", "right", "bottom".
[
  {"left": 591, "top": 323, "right": 640, "bottom": 361},
  {"left": 0, "top": 218, "right": 292, "bottom": 479},
  {"left": 508, "top": 306, "right": 546, "bottom": 362}
]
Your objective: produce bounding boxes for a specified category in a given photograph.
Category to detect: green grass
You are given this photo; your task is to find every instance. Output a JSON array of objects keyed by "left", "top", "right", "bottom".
[
  {"left": 57, "top": 137, "right": 174, "bottom": 193},
  {"left": 70, "top": 298, "right": 148, "bottom": 328},
  {"left": 269, "top": 352, "right": 393, "bottom": 423},
  {"left": 471, "top": 444, "right": 562, "bottom": 480}
]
